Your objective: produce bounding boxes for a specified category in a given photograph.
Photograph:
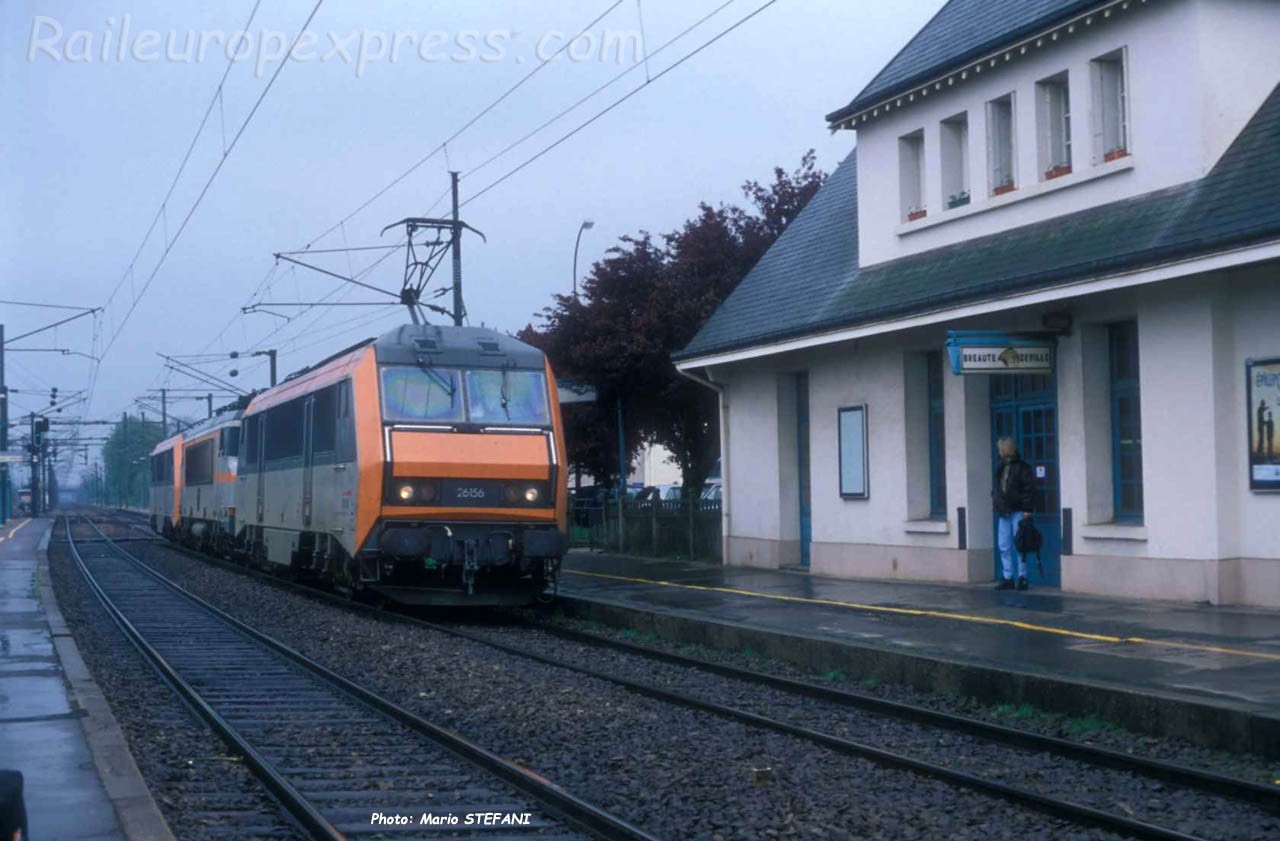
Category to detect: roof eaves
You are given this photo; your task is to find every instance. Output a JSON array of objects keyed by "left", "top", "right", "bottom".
[
  {"left": 825, "top": 0, "right": 1116, "bottom": 130},
  {"left": 675, "top": 224, "right": 1280, "bottom": 364}
]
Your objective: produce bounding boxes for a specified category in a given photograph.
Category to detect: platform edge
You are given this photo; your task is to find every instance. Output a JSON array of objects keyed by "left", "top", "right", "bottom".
[
  {"left": 38, "top": 521, "right": 177, "bottom": 841},
  {"left": 558, "top": 594, "right": 1280, "bottom": 759}
]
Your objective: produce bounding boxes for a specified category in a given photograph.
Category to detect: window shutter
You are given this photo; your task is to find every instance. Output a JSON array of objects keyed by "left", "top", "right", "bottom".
[{"left": 1090, "top": 63, "right": 1105, "bottom": 163}]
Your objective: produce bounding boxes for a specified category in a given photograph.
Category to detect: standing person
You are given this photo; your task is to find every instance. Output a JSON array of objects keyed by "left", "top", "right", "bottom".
[{"left": 992, "top": 437, "right": 1036, "bottom": 591}]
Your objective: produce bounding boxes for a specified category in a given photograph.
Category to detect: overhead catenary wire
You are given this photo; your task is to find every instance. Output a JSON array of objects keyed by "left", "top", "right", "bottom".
[
  {"left": 462, "top": 0, "right": 737, "bottom": 184},
  {"left": 301, "top": 0, "right": 626, "bottom": 251},
  {"left": 141, "top": 0, "right": 781, "bottom": 424},
  {"left": 463, "top": 0, "right": 780, "bottom": 207},
  {"left": 255, "top": 0, "right": 758, "bottom": 346},
  {"left": 97, "top": 0, "right": 265, "bottom": 320},
  {"left": 97, "top": 0, "right": 324, "bottom": 362}
]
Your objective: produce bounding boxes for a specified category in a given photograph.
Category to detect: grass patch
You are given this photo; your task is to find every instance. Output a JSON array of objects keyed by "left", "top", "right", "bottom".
[
  {"left": 617, "top": 628, "right": 639, "bottom": 639},
  {"left": 818, "top": 669, "right": 849, "bottom": 683},
  {"left": 1067, "top": 714, "right": 1119, "bottom": 735},
  {"left": 991, "top": 703, "right": 1038, "bottom": 720}
]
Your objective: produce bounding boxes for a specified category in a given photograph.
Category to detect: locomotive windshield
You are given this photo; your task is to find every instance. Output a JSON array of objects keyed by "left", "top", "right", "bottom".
[
  {"left": 379, "top": 366, "right": 551, "bottom": 427},
  {"left": 465, "top": 369, "right": 551, "bottom": 426},
  {"left": 380, "top": 366, "right": 464, "bottom": 423}
]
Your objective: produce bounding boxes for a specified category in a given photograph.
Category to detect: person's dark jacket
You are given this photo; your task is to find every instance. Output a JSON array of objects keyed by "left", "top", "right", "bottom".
[{"left": 993, "top": 457, "right": 1036, "bottom": 515}]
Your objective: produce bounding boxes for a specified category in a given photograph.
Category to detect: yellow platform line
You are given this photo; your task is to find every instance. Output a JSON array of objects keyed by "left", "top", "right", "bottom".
[
  {"left": 0, "top": 518, "right": 30, "bottom": 543},
  {"left": 565, "top": 569, "right": 1280, "bottom": 662}
]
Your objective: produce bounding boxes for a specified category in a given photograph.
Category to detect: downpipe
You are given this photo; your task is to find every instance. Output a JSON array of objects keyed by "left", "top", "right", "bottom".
[{"left": 676, "top": 365, "right": 729, "bottom": 565}]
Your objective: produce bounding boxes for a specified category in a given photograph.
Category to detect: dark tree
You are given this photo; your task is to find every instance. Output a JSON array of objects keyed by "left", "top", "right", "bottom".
[
  {"left": 102, "top": 414, "right": 165, "bottom": 508},
  {"left": 521, "top": 152, "right": 826, "bottom": 492}
]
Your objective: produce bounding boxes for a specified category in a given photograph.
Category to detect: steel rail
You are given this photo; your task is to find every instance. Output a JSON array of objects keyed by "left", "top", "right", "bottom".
[
  {"left": 403, "top": 620, "right": 1212, "bottom": 841},
  {"left": 517, "top": 618, "right": 1280, "bottom": 814},
  {"left": 103, "top": 508, "right": 1246, "bottom": 840},
  {"left": 64, "top": 517, "right": 342, "bottom": 841},
  {"left": 70, "top": 514, "right": 658, "bottom": 841}
]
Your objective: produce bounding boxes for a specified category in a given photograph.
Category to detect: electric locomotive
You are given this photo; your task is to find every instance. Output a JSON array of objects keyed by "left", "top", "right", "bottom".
[
  {"left": 233, "top": 324, "right": 569, "bottom": 605},
  {"left": 148, "top": 411, "right": 242, "bottom": 553}
]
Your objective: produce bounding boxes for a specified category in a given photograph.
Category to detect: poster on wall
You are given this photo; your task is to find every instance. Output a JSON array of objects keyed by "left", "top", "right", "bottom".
[
  {"left": 1248, "top": 357, "right": 1280, "bottom": 492},
  {"left": 838, "top": 405, "right": 869, "bottom": 499}
]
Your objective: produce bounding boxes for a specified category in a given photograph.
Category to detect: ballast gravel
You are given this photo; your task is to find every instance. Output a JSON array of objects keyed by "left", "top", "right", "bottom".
[
  {"left": 454, "top": 621, "right": 1280, "bottom": 841},
  {"left": 539, "top": 612, "right": 1280, "bottom": 788},
  {"left": 123, "top": 540, "right": 1127, "bottom": 841},
  {"left": 47, "top": 532, "right": 306, "bottom": 841}
]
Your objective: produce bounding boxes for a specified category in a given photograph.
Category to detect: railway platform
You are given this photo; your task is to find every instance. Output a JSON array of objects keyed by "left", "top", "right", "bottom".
[
  {"left": 0, "top": 517, "right": 169, "bottom": 841},
  {"left": 558, "top": 551, "right": 1280, "bottom": 758}
]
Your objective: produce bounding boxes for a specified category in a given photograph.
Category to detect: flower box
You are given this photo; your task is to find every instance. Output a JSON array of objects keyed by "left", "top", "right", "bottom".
[
  {"left": 1104, "top": 148, "right": 1130, "bottom": 163},
  {"left": 1044, "top": 164, "right": 1073, "bottom": 180},
  {"left": 906, "top": 209, "right": 928, "bottom": 222},
  {"left": 947, "top": 192, "right": 970, "bottom": 209},
  {"left": 993, "top": 183, "right": 1016, "bottom": 196}
]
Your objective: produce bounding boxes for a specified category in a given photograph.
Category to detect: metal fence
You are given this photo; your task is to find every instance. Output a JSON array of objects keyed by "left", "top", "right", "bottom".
[{"left": 570, "top": 498, "right": 722, "bottom": 562}]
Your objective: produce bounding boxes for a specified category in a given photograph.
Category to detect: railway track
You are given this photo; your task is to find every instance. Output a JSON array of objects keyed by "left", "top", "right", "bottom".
[
  {"left": 65, "top": 514, "right": 654, "bottom": 841},
  {"left": 98, "top": 507, "right": 1280, "bottom": 840}
]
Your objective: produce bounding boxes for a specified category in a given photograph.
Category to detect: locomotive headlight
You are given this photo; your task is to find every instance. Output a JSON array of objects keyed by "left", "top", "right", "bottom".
[
  {"left": 523, "top": 487, "right": 540, "bottom": 503},
  {"left": 397, "top": 484, "right": 415, "bottom": 501}
]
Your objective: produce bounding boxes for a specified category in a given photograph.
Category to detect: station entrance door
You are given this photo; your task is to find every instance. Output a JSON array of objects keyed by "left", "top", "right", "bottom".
[{"left": 990, "top": 374, "right": 1061, "bottom": 586}]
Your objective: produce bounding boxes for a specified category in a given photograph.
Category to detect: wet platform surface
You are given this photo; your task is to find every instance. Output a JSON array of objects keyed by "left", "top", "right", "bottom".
[
  {"left": 0, "top": 518, "right": 123, "bottom": 840},
  {"left": 561, "top": 552, "right": 1280, "bottom": 715}
]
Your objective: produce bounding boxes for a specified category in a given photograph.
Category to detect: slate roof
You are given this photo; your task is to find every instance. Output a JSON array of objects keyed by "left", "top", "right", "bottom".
[
  {"left": 676, "top": 149, "right": 860, "bottom": 360},
  {"left": 826, "top": 0, "right": 1104, "bottom": 126},
  {"left": 678, "top": 82, "right": 1280, "bottom": 362}
]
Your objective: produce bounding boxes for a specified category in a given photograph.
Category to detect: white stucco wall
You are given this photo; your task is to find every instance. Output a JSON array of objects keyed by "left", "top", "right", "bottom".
[
  {"left": 710, "top": 263, "right": 1280, "bottom": 603},
  {"left": 852, "top": 0, "right": 1280, "bottom": 267},
  {"left": 718, "top": 364, "right": 789, "bottom": 567}
]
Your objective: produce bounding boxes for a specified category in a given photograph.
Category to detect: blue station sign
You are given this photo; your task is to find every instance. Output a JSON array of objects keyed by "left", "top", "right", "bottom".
[{"left": 945, "top": 331, "right": 1055, "bottom": 375}]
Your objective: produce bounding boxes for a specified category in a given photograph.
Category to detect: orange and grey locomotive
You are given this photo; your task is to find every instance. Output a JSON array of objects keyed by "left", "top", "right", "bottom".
[{"left": 230, "top": 324, "right": 569, "bottom": 605}]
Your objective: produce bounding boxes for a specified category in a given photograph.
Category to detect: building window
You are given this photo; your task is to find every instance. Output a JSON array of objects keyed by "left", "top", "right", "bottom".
[
  {"left": 987, "top": 93, "right": 1016, "bottom": 195},
  {"left": 940, "top": 112, "right": 969, "bottom": 209},
  {"left": 1109, "top": 321, "right": 1143, "bottom": 521},
  {"left": 926, "top": 351, "right": 947, "bottom": 518},
  {"left": 1092, "top": 49, "right": 1129, "bottom": 163},
  {"left": 899, "top": 129, "right": 925, "bottom": 221},
  {"left": 838, "top": 405, "right": 869, "bottom": 499},
  {"left": 1037, "top": 71, "right": 1072, "bottom": 179}
]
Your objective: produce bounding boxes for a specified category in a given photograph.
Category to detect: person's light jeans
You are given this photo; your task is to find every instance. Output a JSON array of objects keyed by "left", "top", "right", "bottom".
[{"left": 996, "top": 511, "right": 1028, "bottom": 581}]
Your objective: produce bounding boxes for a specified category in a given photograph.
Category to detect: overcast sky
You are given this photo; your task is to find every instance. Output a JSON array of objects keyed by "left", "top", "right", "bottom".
[{"left": 1, "top": 0, "right": 944, "bottom": 480}]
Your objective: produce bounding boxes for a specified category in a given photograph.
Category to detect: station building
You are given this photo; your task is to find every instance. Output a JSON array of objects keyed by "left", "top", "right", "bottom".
[{"left": 675, "top": 0, "right": 1280, "bottom": 606}]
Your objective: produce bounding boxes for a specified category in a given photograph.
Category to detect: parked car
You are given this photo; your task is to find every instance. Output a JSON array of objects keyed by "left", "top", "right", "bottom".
[{"left": 701, "top": 483, "right": 722, "bottom": 501}]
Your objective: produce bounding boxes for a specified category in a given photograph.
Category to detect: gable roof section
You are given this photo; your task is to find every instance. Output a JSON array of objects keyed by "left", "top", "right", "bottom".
[
  {"left": 679, "top": 82, "right": 1280, "bottom": 362},
  {"left": 826, "top": 0, "right": 1102, "bottom": 126},
  {"left": 674, "top": 149, "right": 859, "bottom": 360}
]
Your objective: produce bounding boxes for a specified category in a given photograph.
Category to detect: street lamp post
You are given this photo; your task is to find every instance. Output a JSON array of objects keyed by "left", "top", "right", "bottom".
[{"left": 572, "top": 220, "right": 594, "bottom": 300}]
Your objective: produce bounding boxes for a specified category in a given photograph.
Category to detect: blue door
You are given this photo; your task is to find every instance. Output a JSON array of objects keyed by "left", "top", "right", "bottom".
[
  {"left": 990, "top": 374, "right": 1061, "bottom": 586},
  {"left": 797, "top": 373, "right": 811, "bottom": 568}
]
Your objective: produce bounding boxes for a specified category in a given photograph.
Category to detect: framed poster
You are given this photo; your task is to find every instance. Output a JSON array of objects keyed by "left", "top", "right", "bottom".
[
  {"left": 1248, "top": 357, "right": 1280, "bottom": 492},
  {"left": 838, "top": 405, "right": 869, "bottom": 499}
]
